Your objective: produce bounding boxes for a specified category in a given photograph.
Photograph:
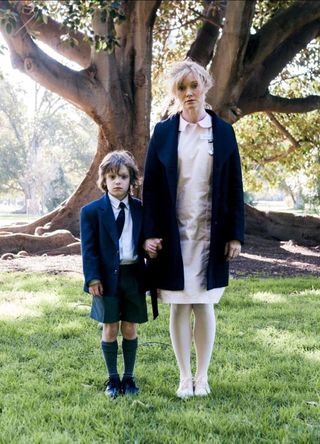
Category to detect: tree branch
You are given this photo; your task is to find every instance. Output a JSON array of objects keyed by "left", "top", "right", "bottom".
[
  {"left": 261, "top": 112, "right": 301, "bottom": 163},
  {"left": 16, "top": 3, "right": 91, "bottom": 68},
  {"left": 262, "top": 21, "right": 319, "bottom": 90},
  {"left": 243, "top": 20, "right": 320, "bottom": 98},
  {"left": 145, "top": 0, "right": 162, "bottom": 28},
  {"left": 26, "top": 54, "right": 107, "bottom": 121},
  {"left": 187, "top": 0, "right": 227, "bottom": 67},
  {"left": 244, "top": 0, "right": 320, "bottom": 75},
  {"left": 245, "top": 94, "right": 320, "bottom": 115},
  {"left": 0, "top": 18, "right": 107, "bottom": 122},
  {"left": 207, "top": 0, "right": 256, "bottom": 110},
  {"left": 0, "top": 107, "right": 24, "bottom": 147}
]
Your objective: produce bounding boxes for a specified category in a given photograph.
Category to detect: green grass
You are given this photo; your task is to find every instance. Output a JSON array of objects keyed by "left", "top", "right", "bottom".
[{"left": 0, "top": 273, "right": 319, "bottom": 444}]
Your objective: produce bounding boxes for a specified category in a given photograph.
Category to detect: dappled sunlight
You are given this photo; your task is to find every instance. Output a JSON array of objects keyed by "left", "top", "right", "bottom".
[
  {"left": 250, "top": 288, "right": 320, "bottom": 303},
  {"left": 292, "top": 289, "right": 320, "bottom": 297},
  {"left": 53, "top": 320, "right": 83, "bottom": 338},
  {"left": 280, "top": 242, "right": 320, "bottom": 257},
  {"left": 303, "top": 351, "right": 320, "bottom": 362},
  {"left": 256, "top": 326, "right": 303, "bottom": 353},
  {"left": 256, "top": 327, "right": 320, "bottom": 361},
  {"left": 241, "top": 253, "right": 320, "bottom": 274},
  {"left": 250, "top": 292, "right": 287, "bottom": 304},
  {"left": 66, "top": 302, "right": 91, "bottom": 311},
  {"left": 0, "top": 290, "right": 59, "bottom": 320}
]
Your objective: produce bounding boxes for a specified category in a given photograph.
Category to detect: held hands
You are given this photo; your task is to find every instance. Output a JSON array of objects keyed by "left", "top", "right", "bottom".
[
  {"left": 89, "top": 282, "right": 104, "bottom": 297},
  {"left": 225, "top": 240, "right": 241, "bottom": 261},
  {"left": 143, "top": 238, "right": 163, "bottom": 259}
]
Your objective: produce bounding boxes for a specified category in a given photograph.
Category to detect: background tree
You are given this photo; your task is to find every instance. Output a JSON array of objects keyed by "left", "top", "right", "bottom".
[
  {"left": 0, "top": 0, "right": 319, "bottom": 254},
  {"left": 0, "top": 79, "right": 97, "bottom": 214}
]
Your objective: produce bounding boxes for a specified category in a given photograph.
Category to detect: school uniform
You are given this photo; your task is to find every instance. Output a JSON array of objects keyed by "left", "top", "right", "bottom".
[{"left": 80, "top": 193, "right": 148, "bottom": 323}]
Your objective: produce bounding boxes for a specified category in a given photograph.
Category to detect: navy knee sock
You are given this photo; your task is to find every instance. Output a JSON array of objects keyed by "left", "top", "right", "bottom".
[
  {"left": 122, "top": 337, "right": 138, "bottom": 378},
  {"left": 101, "top": 340, "right": 119, "bottom": 379}
]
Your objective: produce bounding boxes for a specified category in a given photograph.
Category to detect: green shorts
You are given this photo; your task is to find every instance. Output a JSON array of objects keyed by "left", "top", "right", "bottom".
[{"left": 90, "top": 264, "right": 148, "bottom": 324}]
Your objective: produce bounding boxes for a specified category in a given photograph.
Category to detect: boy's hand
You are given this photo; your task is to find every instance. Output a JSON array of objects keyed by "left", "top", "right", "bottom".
[
  {"left": 143, "top": 238, "right": 163, "bottom": 259},
  {"left": 89, "top": 282, "right": 104, "bottom": 296}
]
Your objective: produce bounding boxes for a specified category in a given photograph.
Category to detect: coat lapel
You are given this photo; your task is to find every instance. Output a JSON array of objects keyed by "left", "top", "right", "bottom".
[
  {"left": 157, "top": 112, "right": 224, "bottom": 205},
  {"left": 157, "top": 115, "right": 179, "bottom": 206},
  {"left": 99, "top": 194, "right": 118, "bottom": 247},
  {"left": 207, "top": 110, "right": 223, "bottom": 174}
]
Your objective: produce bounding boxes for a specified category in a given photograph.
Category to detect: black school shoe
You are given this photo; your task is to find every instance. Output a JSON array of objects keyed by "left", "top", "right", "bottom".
[
  {"left": 104, "top": 376, "right": 121, "bottom": 399},
  {"left": 122, "top": 376, "right": 139, "bottom": 395}
]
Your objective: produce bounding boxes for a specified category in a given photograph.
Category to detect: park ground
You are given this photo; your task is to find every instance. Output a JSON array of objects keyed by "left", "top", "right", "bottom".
[
  {"left": 0, "top": 241, "right": 319, "bottom": 442},
  {"left": 0, "top": 274, "right": 319, "bottom": 443},
  {"left": 0, "top": 233, "right": 319, "bottom": 278}
]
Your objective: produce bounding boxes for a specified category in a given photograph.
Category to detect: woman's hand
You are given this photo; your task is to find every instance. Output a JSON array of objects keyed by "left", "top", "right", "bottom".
[
  {"left": 143, "top": 238, "right": 163, "bottom": 259},
  {"left": 89, "top": 282, "right": 104, "bottom": 296},
  {"left": 224, "top": 240, "right": 241, "bottom": 261}
]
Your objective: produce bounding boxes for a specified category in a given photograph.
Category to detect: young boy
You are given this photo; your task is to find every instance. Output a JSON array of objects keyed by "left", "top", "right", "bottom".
[{"left": 80, "top": 150, "right": 148, "bottom": 399}]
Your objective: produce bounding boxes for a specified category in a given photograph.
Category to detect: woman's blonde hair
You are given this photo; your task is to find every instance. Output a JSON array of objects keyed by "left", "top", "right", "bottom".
[
  {"left": 166, "top": 60, "right": 213, "bottom": 115},
  {"left": 97, "top": 150, "right": 139, "bottom": 193}
]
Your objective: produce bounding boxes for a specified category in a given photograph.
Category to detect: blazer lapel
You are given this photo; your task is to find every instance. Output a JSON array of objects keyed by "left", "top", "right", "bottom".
[
  {"left": 99, "top": 194, "right": 118, "bottom": 247},
  {"left": 129, "top": 197, "right": 141, "bottom": 252}
]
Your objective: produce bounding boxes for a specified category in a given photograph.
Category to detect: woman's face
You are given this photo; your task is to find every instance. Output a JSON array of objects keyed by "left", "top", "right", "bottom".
[{"left": 175, "top": 72, "right": 205, "bottom": 115}]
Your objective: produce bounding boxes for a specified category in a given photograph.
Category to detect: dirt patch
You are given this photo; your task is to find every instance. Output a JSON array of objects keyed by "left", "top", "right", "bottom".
[
  {"left": 0, "top": 235, "right": 319, "bottom": 278},
  {"left": 230, "top": 235, "right": 320, "bottom": 278},
  {"left": 0, "top": 255, "right": 83, "bottom": 275}
]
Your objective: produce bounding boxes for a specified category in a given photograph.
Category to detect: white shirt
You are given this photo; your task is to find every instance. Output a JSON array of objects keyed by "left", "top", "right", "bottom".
[{"left": 108, "top": 193, "right": 137, "bottom": 263}]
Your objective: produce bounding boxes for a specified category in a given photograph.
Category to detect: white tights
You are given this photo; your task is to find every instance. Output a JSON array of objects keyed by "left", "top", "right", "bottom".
[{"left": 169, "top": 303, "right": 216, "bottom": 382}]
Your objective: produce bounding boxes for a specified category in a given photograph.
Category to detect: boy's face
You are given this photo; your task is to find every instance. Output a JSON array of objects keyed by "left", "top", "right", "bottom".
[{"left": 105, "top": 165, "right": 130, "bottom": 200}]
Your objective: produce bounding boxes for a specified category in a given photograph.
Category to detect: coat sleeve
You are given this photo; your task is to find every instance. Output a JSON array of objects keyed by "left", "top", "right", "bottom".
[
  {"left": 142, "top": 123, "right": 163, "bottom": 239},
  {"left": 80, "top": 206, "right": 102, "bottom": 287},
  {"left": 227, "top": 127, "right": 245, "bottom": 244}
]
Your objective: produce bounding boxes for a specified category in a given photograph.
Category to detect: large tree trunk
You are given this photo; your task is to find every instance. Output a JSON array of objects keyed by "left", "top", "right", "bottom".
[
  {"left": 0, "top": 0, "right": 319, "bottom": 255},
  {"left": 0, "top": 1, "right": 158, "bottom": 254}
]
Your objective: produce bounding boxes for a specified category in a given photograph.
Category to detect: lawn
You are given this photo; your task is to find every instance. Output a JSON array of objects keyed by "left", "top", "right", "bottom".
[{"left": 0, "top": 273, "right": 319, "bottom": 443}]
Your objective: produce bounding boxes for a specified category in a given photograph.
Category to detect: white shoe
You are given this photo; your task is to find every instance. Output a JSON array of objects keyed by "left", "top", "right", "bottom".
[
  {"left": 194, "top": 378, "right": 210, "bottom": 396},
  {"left": 176, "top": 378, "right": 193, "bottom": 398}
]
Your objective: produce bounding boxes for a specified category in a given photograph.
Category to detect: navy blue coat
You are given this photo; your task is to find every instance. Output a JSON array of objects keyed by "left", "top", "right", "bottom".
[
  {"left": 143, "top": 110, "right": 244, "bottom": 290},
  {"left": 80, "top": 194, "right": 145, "bottom": 296}
]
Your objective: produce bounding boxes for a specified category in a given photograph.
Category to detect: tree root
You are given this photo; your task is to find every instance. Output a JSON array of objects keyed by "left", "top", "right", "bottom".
[
  {"left": 245, "top": 205, "right": 320, "bottom": 246},
  {"left": 0, "top": 230, "right": 80, "bottom": 257}
]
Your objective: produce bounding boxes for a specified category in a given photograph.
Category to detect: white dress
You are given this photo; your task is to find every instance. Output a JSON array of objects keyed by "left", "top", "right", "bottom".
[{"left": 159, "top": 112, "right": 225, "bottom": 304}]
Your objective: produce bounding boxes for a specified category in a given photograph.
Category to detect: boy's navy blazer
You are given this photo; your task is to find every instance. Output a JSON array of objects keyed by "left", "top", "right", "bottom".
[
  {"left": 80, "top": 193, "right": 145, "bottom": 296},
  {"left": 143, "top": 109, "right": 245, "bottom": 291}
]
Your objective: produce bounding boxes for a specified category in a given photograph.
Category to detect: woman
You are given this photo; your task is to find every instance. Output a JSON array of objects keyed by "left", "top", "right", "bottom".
[{"left": 143, "top": 60, "right": 244, "bottom": 398}]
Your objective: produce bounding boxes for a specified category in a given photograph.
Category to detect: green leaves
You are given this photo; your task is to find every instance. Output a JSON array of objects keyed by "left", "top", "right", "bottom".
[
  {"left": 93, "top": 31, "right": 120, "bottom": 52},
  {"left": 32, "top": 0, "right": 126, "bottom": 53},
  {"left": 0, "top": 8, "right": 17, "bottom": 34},
  {"left": 235, "top": 107, "right": 320, "bottom": 209}
]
